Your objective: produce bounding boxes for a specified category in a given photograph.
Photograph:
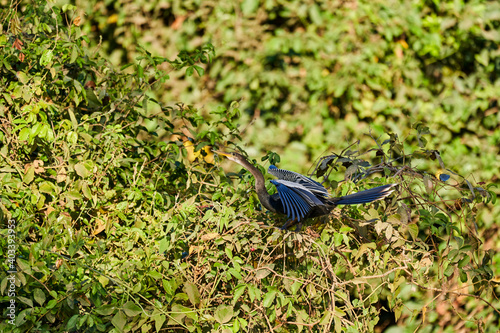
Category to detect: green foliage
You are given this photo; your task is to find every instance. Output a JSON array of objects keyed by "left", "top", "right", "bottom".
[
  {"left": 0, "top": 0, "right": 229, "bottom": 331},
  {"left": 0, "top": 0, "right": 498, "bottom": 333},
  {"left": 72, "top": 0, "right": 500, "bottom": 177}
]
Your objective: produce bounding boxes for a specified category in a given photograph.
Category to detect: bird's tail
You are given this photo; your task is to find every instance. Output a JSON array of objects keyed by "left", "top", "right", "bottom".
[{"left": 333, "top": 184, "right": 397, "bottom": 205}]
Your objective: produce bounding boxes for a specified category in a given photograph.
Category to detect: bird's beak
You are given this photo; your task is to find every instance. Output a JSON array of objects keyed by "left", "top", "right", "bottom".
[{"left": 212, "top": 150, "right": 231, "bottom": 158}]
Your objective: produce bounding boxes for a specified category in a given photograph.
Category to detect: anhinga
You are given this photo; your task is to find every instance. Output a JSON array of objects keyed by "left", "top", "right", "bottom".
[{"left": 216, "top": 151, "right": 397, "bottom": 230}]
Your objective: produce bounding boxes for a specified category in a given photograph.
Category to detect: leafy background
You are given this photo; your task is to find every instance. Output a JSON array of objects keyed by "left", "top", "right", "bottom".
[
  {"left": 0, "top": 0, "right": 499, "bottom": 332},
  {"left": 76, "top": 0, "right": 500, "bottom": 176}
]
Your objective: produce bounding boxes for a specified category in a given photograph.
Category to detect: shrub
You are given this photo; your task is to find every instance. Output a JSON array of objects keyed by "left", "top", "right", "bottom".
[{"left": 0, "top": 1, "right": 498, "bottom": 332}]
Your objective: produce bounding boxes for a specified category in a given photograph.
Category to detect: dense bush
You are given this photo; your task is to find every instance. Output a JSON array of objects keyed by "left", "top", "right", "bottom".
[
  {"left": 73, "top": 0, "right": 500, "bottom": 178},
  {"left": 0, "top": 0, "right": 498, "bottom": 332}
]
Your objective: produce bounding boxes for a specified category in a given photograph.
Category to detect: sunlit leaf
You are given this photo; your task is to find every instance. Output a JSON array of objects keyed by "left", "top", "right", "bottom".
[
  {"left": 122, "top": 301, "right": 142, "bottom": 317},
  {"left": 214, "top": 305, "right": 233, "bottom": 324},
  {"left": 184, "top": 282, "right": 201, "bottom": 306}
]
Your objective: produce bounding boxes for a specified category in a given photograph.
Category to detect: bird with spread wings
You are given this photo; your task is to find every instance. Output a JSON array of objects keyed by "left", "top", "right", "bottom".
[{"left": 216, "top": 151, "right": 396, "bottom": 230}]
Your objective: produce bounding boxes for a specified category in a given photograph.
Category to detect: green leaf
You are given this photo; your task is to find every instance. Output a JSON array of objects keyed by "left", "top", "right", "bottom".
[
  {"left": 225, "top": 246, "right": 233, "bottom": 259},
  {"left": 95, "top": 304, "right": 115, "bottom": 316},
  {"left": 184, "top": 281, "right": 201, "bottom": 306},
  {"left": 154, "top": 314, "right": 166, "bottom": 332},
  {"left": 46, "top": 299, "right": 58, "bottom": 309},
  {"left": 67, "top": 131, "right": 78, "bottom": 144},
  {"left": 407, "top": 224, "right": 418, "bottom": 240},
  {"left": 394, "top": 304, "right": 402, "bottom": 322},
  {"left": 40, "top": 49, "right": 53, "bottom": 66},
  {"left": 241, "top": 0, "right": 258, "bottom": 15},
  {"left": 193, "top": 65, "right": 204, "bottom": 76},
  {"left": 18, "top": 296, "right": 33, "bottom": 307},
  {"left": 159, "top": 237, "right": 169, "bottom": 253},
  {"left": 228, "top": 267, "right": 242, "bottom": 280},
  {"left": 232, "top": 284, "right": 246, "bottom": 305},
  {"left": 448, "top": 249, "right": 459, "bottom": 261},
  {"left": 333, "top": 232, "right": 343, "bottom": 246},
  {"left": 62, "top": 3, "right": 76, "bottom": 12},
  {"left": 31, "top": 123, "right": 42, "bottom": 137},
  {"left": 185, "top": 66, "right": 194, "bottom": 77},
  {"left": 39, "top": 181, "right": 58, "bottom": 196},
  {"left": 308, "top": 4, "right": 323, "bottom": 25},
  {"left": 247, "top": 284, "right": 261, "bottom": 302},
  {"left": 66, "top": 190, "right": 82, "bottom": 200},
  {"left": 458, "top": 256, "right": 470, "bottom": 268},
  {"left": 70, "top": 45, "right": 79, "bottom": 64},
  {"left": 19, "top": 127, "right": 30, "bottom": 141},
  {"left": 345, "top": 164, "right": 358, "bottom": 178},
  {"left": 290, "top": 281, "right": 302, "bottom": 295},
  {"left": 74, "top": 162, "right": 90, "bottom": 178},
  {"left": 214, "top": 305, "right": 233, "bottom": 324},
  {"left": 148, "top": 270, "right": 162, "bottom": 280},
  {"left": 34, "top": 288, "right": 46, "bottom": 306},
  {"left": 233, "top": 317, "right": 240, "bottom": 332},
  {"left": 444, "top": 264, "right": 454, "bottom": 277},
  {"left": 67, "top": 315, "right": 79, "bottom": 330},
  {"left": 17, "top": 71, "right": 29, "bottom": 84},
  {"left": 144, "top": 118, "right": 157, "bottom": 132},
  {"left": 319, "top": 310, "right": 333, "bottom": 325},
  {"left": 333, "top": 83, "right": 347, "bottom": 97},
  {"left": 306, "top": 284, "right": 317, "bottom": 298},
  {"left": 475, "top": 49, "right": 489, "bottom": 66},
  {"left": 262, "top": 290, "right": 276, "bottom": 308},
  {"left": 23, "top": 164, "right": 35, "bottom": 184},
  {"left": 82, "top": 181, "right": 92, "bottom": 199},
  {"left": 111, "top": 310, "right": 127, "bottom": 331},
  {"left": 122, "top": 301, "right": 142, "bottom": 317}
]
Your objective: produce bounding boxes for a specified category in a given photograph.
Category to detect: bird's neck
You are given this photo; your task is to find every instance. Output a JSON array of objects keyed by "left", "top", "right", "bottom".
[
  {"left": 255, "top": 186, "right": 276, "bottom": 213},
  {"left": 243, "top": 163, "right": 276, "bottom": 213}
]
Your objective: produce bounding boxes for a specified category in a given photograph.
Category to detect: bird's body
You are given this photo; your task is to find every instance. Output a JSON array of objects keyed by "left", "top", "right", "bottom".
[{"left": 216, "top": 151, "right": 396, "bottom": 230}]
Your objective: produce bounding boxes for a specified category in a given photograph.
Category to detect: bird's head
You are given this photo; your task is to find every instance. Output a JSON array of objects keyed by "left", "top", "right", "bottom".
[{"left": 213, "top": 150, "right": 248, "bottom": 165}]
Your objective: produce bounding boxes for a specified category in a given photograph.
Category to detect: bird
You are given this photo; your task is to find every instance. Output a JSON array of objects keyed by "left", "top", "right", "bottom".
[{"left": 215, "top": 150, "right": 397, "bottom": 231}]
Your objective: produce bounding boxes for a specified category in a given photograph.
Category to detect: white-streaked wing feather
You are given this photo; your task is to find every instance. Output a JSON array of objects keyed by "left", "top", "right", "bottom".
[
  {"left": 268, "top": 165, "right": 328, "bottom": 196},
  {"left": 270, "top": 179, "right": 324, "bottom": 221}
]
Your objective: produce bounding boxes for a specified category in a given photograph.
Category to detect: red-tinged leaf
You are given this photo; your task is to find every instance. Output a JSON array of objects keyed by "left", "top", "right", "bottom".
[{"left": 13, "top": 38, "right": 23, "bottom": 51}]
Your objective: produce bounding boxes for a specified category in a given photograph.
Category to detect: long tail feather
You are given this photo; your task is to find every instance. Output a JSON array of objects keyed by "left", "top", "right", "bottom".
[{"left": 334, "top": 184, "right": 397, "bottom": 205}]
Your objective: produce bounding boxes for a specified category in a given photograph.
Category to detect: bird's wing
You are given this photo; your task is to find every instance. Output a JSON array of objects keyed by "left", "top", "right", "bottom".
[
  {"left": 333, "top": 184, "right": 397, "bottom": 205},
  {"left": 270, "top": 180, "right": 324, "bottom": 221},
  {"left": 268, "top": 166, "right": 329, "bottom": 197}
]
